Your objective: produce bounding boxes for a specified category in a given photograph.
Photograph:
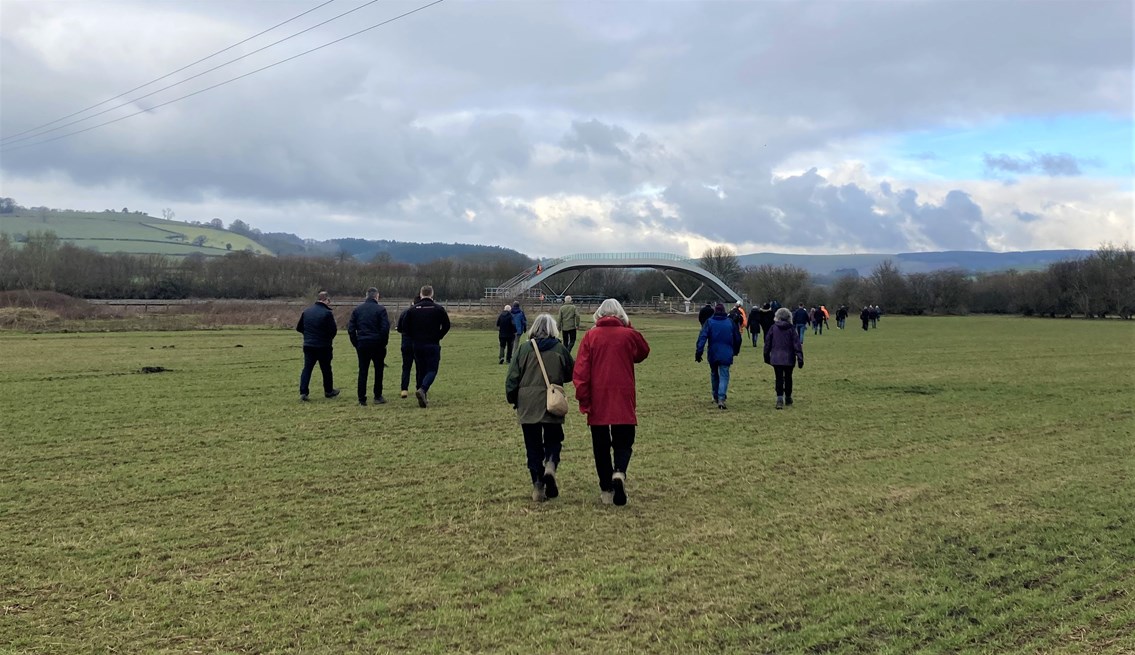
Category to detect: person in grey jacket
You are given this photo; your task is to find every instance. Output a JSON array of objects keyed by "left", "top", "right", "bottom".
[
  {"left": 296, "top": 290, "right": 339, "bottom": 401},
  {"left": 764, "top": 307, "right": 804, "bottom": 409},
  {"left": 558, "top": 295, "right": 581, "bottom": 352},
  {"left": 347, "top": 287, "right": 390, "bottom": 406},
  {"left": 505, "top": 314, "right": 574, "bottom": 502}
]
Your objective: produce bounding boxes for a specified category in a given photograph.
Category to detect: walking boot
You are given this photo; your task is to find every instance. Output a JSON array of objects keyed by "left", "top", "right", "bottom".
[
  {"left": 611, "top": 471, "right": 627, "bottom": 506},
  {"left": 599, "top": 491, "right": 614, "bottom": 505},
  {"left": 532, "top": 482, "right": 547, "bottom": 502},
  {"left": 542, "top": 460, "right": 559, "bottom": 499},
  {"left": 776, "top": 395, "right": 784, "bottom": 410},
  {"left": 400, "top": 390, "right": 408, "bottom": 399},
  {"left": 786, "top": 396, "right": 793, "bottom": 406}
]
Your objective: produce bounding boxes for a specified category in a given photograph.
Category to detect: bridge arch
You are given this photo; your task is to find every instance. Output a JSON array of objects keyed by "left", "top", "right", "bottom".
[{"left": 486, "top": 252, "right": 743, "bottom": 309}]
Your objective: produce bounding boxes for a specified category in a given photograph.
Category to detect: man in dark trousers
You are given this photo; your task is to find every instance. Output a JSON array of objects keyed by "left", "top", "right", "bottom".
[
  {"left": 395, "top": 295, "right": 420, "bottom": 399},
  {"left": 402, "top": 285, "right": 451, "bottom": 408},
  {"left": 792, "top": 302, "right": 810, "bottom": 344},
  {"left": 296, "top": 290, "right": 339, "bottom": 401},
  {"left": 495, "top": 303, "right": 515, "bottom": 364},
  {"left": 756, "top": 302, "right": 776, "bottom": 343},
  {"left": 348, "top": 287, "right": 390, "bottom": 406}
]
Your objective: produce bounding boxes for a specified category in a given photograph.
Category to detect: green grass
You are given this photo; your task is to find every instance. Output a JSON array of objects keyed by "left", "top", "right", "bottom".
[
  {"left": 0, "top": 210, "right": 271, "bottom": 256},
  {"left": 1, "top": 316, "right": 1132, "bottom": 654}
]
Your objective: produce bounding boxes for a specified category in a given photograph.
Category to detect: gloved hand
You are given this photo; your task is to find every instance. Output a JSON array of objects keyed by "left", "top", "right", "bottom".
[
  {"left": 797, "top": 360, "right": 804, "bottom": 369},
  {"left": 695, "top": 352, "right": 702, "bottom": 363}
]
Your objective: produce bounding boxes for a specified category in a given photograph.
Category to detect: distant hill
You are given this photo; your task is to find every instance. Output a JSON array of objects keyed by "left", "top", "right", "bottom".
[
  {"left": 0, "top": 209, "right": 271, "bottom": 256},
  {"left": 736, "top": 250, "right": 1092, "bottom": 276}
]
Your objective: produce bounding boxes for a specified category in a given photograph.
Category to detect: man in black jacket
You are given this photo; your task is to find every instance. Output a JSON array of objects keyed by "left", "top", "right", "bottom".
[
  {"left": 402, "top": 285, "right": 451, "bottom": 408},
  {"left": 394, "top": 295, "right": 420, "bottom": 399},
  {"left": 296, "top": 290, "right": 339, "bottom": 401},
  {"left": 348, "top": 287, "right": 390, "bottom": 406},
  {"left": 697, "top": 301, "right": 714, "bottom": 325}
]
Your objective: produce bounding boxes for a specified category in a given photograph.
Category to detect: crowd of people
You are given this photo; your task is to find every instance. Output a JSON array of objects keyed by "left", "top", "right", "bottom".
[{"left": 295, "top": 289, "right": 883, "bottom": 506}]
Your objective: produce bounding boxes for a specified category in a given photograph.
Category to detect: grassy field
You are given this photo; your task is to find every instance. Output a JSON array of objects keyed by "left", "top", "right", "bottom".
[
  {"left": 1, "top": 315, "right": 1132, "bottom": 654},
  {"left": 0, "top": 210, "right": 271, "bottom": 256}
]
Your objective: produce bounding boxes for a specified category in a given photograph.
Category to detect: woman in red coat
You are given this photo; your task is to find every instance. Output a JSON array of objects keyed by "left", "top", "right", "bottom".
[{"left": 572, "top": 299, "right": 650, "bottom": 506}]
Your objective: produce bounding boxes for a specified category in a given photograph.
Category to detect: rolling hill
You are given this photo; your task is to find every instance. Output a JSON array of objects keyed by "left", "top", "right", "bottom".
[
  {"left": 0, "top": 209, "right": 271, "bottom": 256},
  {"left": 736, "top": 249, "right": 1092, "bottom": 276}
]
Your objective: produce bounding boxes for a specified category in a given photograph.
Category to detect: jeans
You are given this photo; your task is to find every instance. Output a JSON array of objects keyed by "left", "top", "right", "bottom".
[
  {"left": 299, "top": 346, "right": 334, "bottom": 395},
  {"left": 400, "top": 340, "right": 414, "bottom": 392},
  {"left": 498, "top": 335, "right": 514, "bottom": 363},
  {"left": 750, "top": 330, "right": 759, "bottom": 347},
  {"left": 837, "top": 318, "right": 845, "bottom": 329},
  {"left": 710, "top": 363, "right": 731, "bottom": 402},
  {"left": 813, "top": 321, "right": 823, "bottom": 335},
  {"left": 796, "top": 324, "right": 807, "bottom": 343},
  {"left": 413, "top": 342, "right": 441, "bottom": 392},
  {"left": 590, "top": 425, "right": 636, "bottom": 491},
  {"left": 562, "top": 329, "right": 577, "bottom": 353},
  {"left": 355, "top": 343, "right": 386, "bottom": 401},
  {"left": 522, "top": 423, "right": 564, "bottom": 485},
  {"left": 774, "top": 364, "right": 794, "bottom": 399}
]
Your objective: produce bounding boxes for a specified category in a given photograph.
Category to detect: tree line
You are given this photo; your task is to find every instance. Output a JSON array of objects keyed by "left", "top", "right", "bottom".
[{"left": 0, "top": 232, "right": 1130, "bottom": 317}]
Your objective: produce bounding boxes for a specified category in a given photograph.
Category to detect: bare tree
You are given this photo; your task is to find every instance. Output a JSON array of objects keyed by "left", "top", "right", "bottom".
[
  {"left": 161, "top": 208, "right": 176, "bottom": 221},
  {"left": 869, "top": 259, "right": 909, "bottom": 312},
  {"left": 743, "top": 264, "right": 812, "bottom": 306},
  {"left": 700, "top": 246, "right": 743, "bottom": 288}
]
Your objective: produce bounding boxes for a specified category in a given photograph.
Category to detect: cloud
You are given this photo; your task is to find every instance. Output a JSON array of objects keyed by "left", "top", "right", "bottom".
[{"left": 983, "top": 151, "right": 1089, "bottom": 177}]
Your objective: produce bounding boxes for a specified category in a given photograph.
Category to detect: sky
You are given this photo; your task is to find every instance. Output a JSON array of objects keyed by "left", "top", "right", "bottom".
[{"left": 0, "top": 0, "right": 1132, "bottom": 258}]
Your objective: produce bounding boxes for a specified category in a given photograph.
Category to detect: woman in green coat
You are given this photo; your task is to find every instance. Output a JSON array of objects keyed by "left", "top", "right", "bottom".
[{"left": 505, "top": 314, "right": 575, "bottom": 501}]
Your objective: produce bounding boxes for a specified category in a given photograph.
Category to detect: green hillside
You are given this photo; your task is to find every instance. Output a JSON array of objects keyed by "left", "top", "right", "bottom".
[{"left": 0, "top": 210, "right": 272, "bottom": 256}]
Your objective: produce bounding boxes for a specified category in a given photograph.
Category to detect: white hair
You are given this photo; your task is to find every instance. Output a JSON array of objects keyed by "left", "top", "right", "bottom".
[
  {"left": 503, "top": 304, "right": 511, "bottom": 311},
  {"left": 593, "top": 298, "right": 629, "bottom": 325},
  {"left": 775, "top": 307, "right": 792, "bottom": 322},
  {"left": 564, "top": 295, "right": 572, "bottom": 303},
  {"left": 529, "top": 313, "right": 560, "bottom": 339}
]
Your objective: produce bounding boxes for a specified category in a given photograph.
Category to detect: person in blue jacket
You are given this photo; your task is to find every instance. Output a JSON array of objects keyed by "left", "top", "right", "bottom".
[
  {"left": 695, "top": 303, "right": 742, "bottom": 410},
  {"left": 510, "top": 301, "right": 528, "bottom": 350},
  {"left": 792, "top": 302, "right": 810, "bottom": 344}
]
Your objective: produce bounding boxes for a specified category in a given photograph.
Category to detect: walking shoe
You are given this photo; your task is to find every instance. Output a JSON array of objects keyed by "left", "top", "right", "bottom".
[
  {"left": 300, "top": 393, "right": 309, "bottom": 402},
  {"left": 532, "top": 482, "right": 547, "bottom": 502},
  {"left": 611, "top": 472, "right": 627, "bottom": 506},
  {"left": 776, "top": 396, "right": 784, "bottom": 410},
  {"left": 542, "top": 460, "right": 559, "bottom": 499},
  {"left": 400, "top": 390, "right": 408, "bottom": 399},
  {"left": 358, "top": 399, "right": 367, "bottom": 406},
  {"left": 718, "top": 403, "right": 727, "bottom": 410},
  {"left": 324, "top": 389, "right": 340, "bottom": 399},
  {"left": 499, "top": 358, "right": 504, "bottom": 365},
  {"left": 785, "top": 396, "right": 793, "bottom": 406},
  {"left": 599, "top": 491, "right": 614, "bottom": 505},
  {"left": 415, "top": 388, "right": 428, "bottom": 408},
  {"left": 374, "top": 396, "right": 386, "bottom": 404}
]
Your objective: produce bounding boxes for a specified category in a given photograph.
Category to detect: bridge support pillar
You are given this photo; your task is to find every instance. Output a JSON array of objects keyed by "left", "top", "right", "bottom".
[{"left": 658, "top": 268, "right": 704, "bottom": 314}]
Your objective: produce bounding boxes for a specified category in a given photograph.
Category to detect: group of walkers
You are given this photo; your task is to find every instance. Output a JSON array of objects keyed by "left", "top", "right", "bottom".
[
  {"left": 296, "top": 287, "right": 882, "bottom": 507},
  {"left": 295, "top": 285, "right": 450, "bottom": 408}
]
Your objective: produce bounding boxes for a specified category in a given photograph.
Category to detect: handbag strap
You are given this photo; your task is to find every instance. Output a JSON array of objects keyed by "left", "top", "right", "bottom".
[{"left": 529, "top": 339, "right": 552, "bottom": 389}]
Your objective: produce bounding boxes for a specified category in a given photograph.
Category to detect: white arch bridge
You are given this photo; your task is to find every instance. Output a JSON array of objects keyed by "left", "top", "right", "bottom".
[{"left": 485, "top": 252, "right": 742, "bottom": 310}]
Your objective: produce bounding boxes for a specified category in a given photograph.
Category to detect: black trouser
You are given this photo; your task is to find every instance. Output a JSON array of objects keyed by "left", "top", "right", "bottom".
[
  {"left": 413, "top": 343, "right": 441, "bottom": 392},
  {"left": 862, "top": 318, "right": 869, "bottom": 331},
  {"left": 299, "top": 346, "right": 334, "bottom": 395},
  {"left": 774, "top": 364, "right": 794, "bottom": 399},
  {"left": 400, "top": 340, "right": 414, "bottom": 392},
  {"left": 522, "top": 423, "right": 564, "bottom": 485},
  {"left": 562, "top": 329, "right": 577, "bottom": 352},
  {"left": 750, "top": 329, "right": 759, "bottom": 347},
  {"left": 498, "top": 335, "right": 514, "bottom": 362},
  {"left": 590, "top": 424, "right": 636, "bottom": 492},
  {"left": 355, "top": 343, "right": 386, "bottom": 402}
]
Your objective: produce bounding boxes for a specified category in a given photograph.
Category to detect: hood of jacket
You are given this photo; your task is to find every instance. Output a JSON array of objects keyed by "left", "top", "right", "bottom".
[
  {"left": 595, "top": 315, "right": 626, "bottom": 328},
  {"left": 774, "top": 319, "right": 794, "bottom": 330},
  {"left": 533, "top": 337, "right": 560, "bottom": 352}
]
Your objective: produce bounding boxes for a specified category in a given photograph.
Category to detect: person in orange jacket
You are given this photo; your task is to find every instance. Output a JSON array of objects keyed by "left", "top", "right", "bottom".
[{"left": 820, "top": 305, "right": 830, "bottom": 331}]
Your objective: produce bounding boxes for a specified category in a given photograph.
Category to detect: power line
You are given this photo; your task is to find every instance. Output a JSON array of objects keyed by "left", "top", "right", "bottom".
[
  {"left": 0, "top": 0, "right": 446, "bottom": 154},
  {"left": 1, "top": 0, "right": 387, "bottom": 147},
  {"left": 0, "top": 0, "right": 338, "bottom": 143}
]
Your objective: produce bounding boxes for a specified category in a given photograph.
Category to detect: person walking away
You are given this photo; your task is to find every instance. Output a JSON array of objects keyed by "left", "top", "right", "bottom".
[
  {"left": 860, "top": 306, "right": 870, "bottom": 331},
  {"left": 820, "top": 305, "right": 830, "bottom": 331},
  {"left": 395, "top": 295, "right": 420, "bottom": 398},
  {"left": 747, "top": 304, "right": 762, "bottom": 347},
  {"left": 558, "top": 295, "right": 581, "bottom": 353},
  {"left": 697, "top": 301, "right": 714, "bottom": 326},
  {"left": 792, "top": 303, "right": 809, "bottom": 344},
  {"left": 757, "top": 302, "right": 775, "bottom": 342},
  {"left": 505, "top": 314, "right": 574, "bottom": 502},
  {"left": 764, "top": 307, "right": 803, "bottom": 409},
  {"left": 874, "top": 305, "right": 883, "bottom": 326},
  {"left": 296, "top": 290, "right": 339, "bottom": 401},
  {"left": 696, "top": 303, "right": 742, "bottom": 409},
  {"left": 836, "top": 305, "right": 848, "bottom": 330},
  {"left": 348, "top": 287, "right": 390, "bottom": 406},
  {"left": 728, "top": 301, "right": 748, "bottom": 333},
  {"left": 870, "top": 305, "right": 879, "bottom": 328},
  {"left": 496, "top": 304, "right": 515, "bottom": 364},
  {"left": 510, "top": 301, "right": 528, "bottom": 353},
  {"left": 403, "top": 286, "right": 451, "bottom": 408},
  {"left": 573, "top": 299, "right": 650, "bottom": 506},
  {"left": 812, "top": 306, "right": 824, "bottom": 335}
]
